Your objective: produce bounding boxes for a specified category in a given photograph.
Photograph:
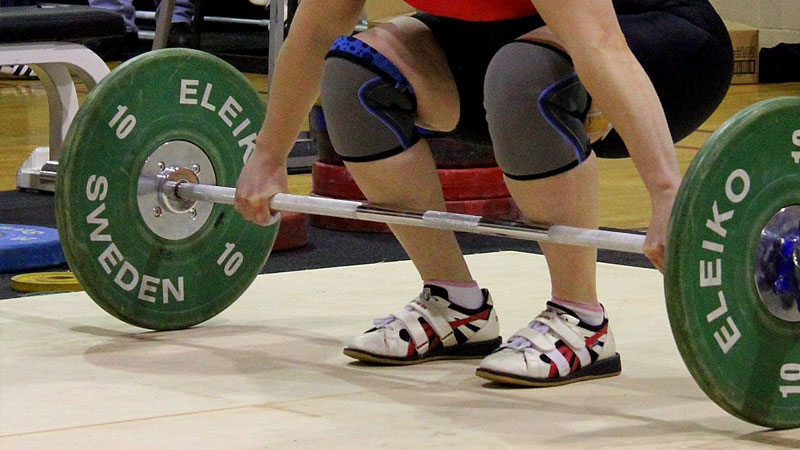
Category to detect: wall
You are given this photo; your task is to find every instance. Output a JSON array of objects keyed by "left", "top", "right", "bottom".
[{"left": 710, "top": 0, "right": 800, "bottom": 48}]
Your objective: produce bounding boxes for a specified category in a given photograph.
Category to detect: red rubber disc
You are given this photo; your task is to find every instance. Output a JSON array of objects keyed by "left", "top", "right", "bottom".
[
  {"left": 312, "top": 162, "right": 510, "bottom": 201},
  {"left": 309, "top": 196, "right": 522, "bottom": 233},
  {"left": 314, "top": 133, "right": 498, "bottom": 169},
  {"left": 273, "top": 212, "right": 308, "bottom": 251},
  {"left": 312, "top": 129, "right": 343, "bottom": 166}
]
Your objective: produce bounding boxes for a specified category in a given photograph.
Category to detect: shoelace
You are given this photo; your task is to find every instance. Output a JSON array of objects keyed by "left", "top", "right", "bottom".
[
  {"left": 501, "top": 310, "right": 578, "bottom": 351},
  {"left": 372, "top": 289, "right": 434, "bottom": 329}
]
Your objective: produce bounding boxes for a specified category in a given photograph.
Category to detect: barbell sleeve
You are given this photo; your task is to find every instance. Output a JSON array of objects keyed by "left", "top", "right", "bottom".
[{"left": 170, "top": 180, "right": 647, "bottom": 254}]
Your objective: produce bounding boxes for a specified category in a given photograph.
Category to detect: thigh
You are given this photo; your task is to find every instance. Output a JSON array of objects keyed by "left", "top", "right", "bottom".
[
  {"left": 515, "top": 27, "right": 566, "bottom": 52},
  {"left": 355, "top": 16, "right": 460, "bottom": 132},
  {"left": 420, "top": 13, "right": 545, "bottom": 143},
  {"left": 617, "top": 6, "right": 732, "bottom": 141},
  {"left": 516, "top": 4, "right": 732, "bottom": 145}
]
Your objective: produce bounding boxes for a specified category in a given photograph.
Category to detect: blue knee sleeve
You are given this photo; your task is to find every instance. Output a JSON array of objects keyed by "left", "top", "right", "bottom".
[{"left": 321, "top": 37, "right": 421, "bottom": 162}]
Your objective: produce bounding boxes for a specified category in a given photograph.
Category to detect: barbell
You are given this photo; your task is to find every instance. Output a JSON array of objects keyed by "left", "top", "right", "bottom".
[{"left": 53, "top": 48, "right": 799, "bottom": 428}]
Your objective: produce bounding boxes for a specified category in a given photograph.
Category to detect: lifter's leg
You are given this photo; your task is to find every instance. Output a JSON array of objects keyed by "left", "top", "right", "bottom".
[
  {"left": 476, "top": 39, "right": 620, "bottom": 386},
  {"left": 504, "top": 155, "right": 599, "bottom": 305},
  {"left": 482, "top": 38, "right": 602, "bottom": 305},
  {"left": 345, "top": 143, "right": 473, "bottom": 283},
  {"left": 323, "top": 17, "right": 470, "bottom": 283},
  {"left": 322, "top": 18, "right": 501, "bottom": 364}
]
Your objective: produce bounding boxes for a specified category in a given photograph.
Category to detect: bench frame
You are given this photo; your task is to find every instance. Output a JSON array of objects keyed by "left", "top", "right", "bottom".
[
  {"left": 1, "top": 42, "right": 110, "bottom": 192},
  {"left": 3, "top": 1, "right": 288, "bottom": 192}
]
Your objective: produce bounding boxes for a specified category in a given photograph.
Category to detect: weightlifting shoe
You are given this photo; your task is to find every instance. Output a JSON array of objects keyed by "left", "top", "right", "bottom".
[
  {"left": 343, "top": 285, "right": 502, "bottom": 364},
  {"left": 476, "top": 301, "right": 621, "bottom": 386},
  {"left": 0, "top": 64, "right": 37, "bottom": 80}
]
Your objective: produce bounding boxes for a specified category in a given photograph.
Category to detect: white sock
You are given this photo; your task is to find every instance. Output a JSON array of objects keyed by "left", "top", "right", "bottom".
[
  {"left": 425, "top": 280, "right": 484, "bottom": 310},
  {"left": 550, "top": 297, "right": 605, "bottom": 326}
]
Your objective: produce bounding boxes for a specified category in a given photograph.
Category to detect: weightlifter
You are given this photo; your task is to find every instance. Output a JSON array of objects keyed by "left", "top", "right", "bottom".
[{"left": 235, "top": 0, "right": 733, "bottom": 386}]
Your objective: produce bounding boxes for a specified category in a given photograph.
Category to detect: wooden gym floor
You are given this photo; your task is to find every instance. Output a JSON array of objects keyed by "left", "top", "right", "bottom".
[
  {"left": 1, "top": 67, "right": 799, "bottom": 447},
  {"left": 2, "top": 252, "right": 800, "bottom": 448}
]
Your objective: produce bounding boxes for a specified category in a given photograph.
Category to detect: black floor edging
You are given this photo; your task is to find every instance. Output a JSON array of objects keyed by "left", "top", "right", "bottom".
[{"left": 0, "top": 189, "right": 653, "bottom": 300}]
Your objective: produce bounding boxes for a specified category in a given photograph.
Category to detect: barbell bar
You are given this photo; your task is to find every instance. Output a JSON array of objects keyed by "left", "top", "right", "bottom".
[
  {"left": 168, "top": 180, "right": 647, "bottom": 254},
  {"left": 54, "top": 48, "right": 800, "bottom": 428}
]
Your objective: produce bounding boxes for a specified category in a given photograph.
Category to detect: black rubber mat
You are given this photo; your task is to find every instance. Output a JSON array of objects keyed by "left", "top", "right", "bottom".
[{"left": 0, "top": 189, "right": 652, "bottom": 300}]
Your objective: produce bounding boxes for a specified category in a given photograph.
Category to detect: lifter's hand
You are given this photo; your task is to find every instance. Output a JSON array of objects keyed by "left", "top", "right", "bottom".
[
  {"left": 644, "top": 188, "right": 678, "bottom": 272},
  {"left": 234, "top": 150, "right": 288, "bottom": 226}
]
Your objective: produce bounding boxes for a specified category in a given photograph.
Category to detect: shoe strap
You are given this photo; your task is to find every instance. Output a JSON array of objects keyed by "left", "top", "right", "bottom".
[
  {"left": 534, "top": 311, "right": 585, "bottom": 349},
  {"left": 390, "top": 292, "right": 458, "bottom": 355},
  {"left": 510, "top": 327, "right": 555, "bottom": 353},
  {"left": 407, "top": 299, "right": 456, "bottom": 348},
  {"left": 393, "top": 308, "right": 433, "bottom": 354}
]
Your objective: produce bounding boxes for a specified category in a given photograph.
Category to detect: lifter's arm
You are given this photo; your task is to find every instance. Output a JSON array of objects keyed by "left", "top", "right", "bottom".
[
  {"left": 532, "top": 0, "right": 681, "bottom": 271},
  {"left": 235, "top": 0, "right": 365, "bottom": 225}
]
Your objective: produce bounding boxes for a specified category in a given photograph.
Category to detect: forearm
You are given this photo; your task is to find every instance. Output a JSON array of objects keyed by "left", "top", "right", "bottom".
[
  {"left": 532, "top": 0, "right": 681, "bottom": 199},
  {"left": 254, "top": 0, "right": 364, "bottom": 165},
  {"left": 572, "top": 45, "right": 681, "bottom": 197}
]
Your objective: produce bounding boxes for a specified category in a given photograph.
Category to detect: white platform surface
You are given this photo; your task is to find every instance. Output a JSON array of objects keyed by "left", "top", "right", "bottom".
[{"left": 1, "top": 251, "right": 798, "bottom": 449}]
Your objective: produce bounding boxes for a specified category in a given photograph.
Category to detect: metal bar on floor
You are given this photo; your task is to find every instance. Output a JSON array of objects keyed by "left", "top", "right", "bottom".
[{"left": 152, "top": 0, "right": 176, "bottom": 50}]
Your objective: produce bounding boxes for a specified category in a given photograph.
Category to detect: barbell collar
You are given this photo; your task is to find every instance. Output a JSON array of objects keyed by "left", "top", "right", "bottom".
[{"left": 168, "top": 180, "right": 647, "bottom": 254}]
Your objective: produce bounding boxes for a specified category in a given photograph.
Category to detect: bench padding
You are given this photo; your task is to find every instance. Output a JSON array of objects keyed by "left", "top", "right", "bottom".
[{"left": 0, "top": 5, "right": 125, "bottom": 44}]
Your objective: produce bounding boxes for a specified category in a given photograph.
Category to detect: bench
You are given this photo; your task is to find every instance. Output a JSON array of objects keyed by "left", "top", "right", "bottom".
[{"left": 0, "top": 5, "right": 124, "bottom": 191}]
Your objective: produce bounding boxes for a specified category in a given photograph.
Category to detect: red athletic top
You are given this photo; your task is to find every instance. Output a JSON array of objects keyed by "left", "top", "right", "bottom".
[{"left": 404, "top": 0, "right": 537, "bottom": 22}]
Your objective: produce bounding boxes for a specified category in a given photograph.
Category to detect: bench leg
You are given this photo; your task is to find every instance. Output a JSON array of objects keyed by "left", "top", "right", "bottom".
[
  {"left": 153, "top": 0, "right": 177, "bottom": 50},
  {"left": 0, "top": 42, "right": 111, "bottom": 191},
  {"left": 31, "top": 63, "right": 78, "bottom": 159}
]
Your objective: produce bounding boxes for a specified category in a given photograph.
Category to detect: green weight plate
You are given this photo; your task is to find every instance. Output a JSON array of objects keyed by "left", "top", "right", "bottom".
[
  {"left": 666, "top": 96, "right": 800, "bottom": 428},
  {"left": 56, "top": 49, "right": 278, "bottom": 331}
]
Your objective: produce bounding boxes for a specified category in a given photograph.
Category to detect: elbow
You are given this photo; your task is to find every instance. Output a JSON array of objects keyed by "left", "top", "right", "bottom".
[
  {"left": 569, "top": 26, "right": 629, "bottom": 59},
  {"left": 568, "top": 29, "right": 633, "bottom": 73},
  {"left": 298, "top": 0, "right": 364, "bottom": 36},
  {"left": 288, "top": 0, "right": 364, "bottom": 42}
]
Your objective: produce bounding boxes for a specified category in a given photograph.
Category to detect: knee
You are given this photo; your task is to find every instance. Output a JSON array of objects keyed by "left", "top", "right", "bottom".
[
  {"left": 319, "top": 37, "right": 420, "bottom": 162},
  {"left": 484, "top": 42, "right": 592, "bottom": 179},
  {"left": 318, "top": 56, "right": 373, "bottom": 130},
  {"left": 484, "top": 43, "right": 558, "bottom": 110}
]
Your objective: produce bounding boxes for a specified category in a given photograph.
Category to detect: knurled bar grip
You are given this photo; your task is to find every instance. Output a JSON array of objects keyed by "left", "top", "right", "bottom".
[{"left": 170, "top": 180, "right": 647, "bottom": 254}]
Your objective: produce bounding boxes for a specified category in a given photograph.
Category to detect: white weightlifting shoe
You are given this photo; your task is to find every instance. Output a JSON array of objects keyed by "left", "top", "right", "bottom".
[
  {"left": 0, "top": 65, "right": 37, "bottom": 80},
  {"left": 343, "top": 285, "right": 502, "bottom": 365},
  {"left": 476, "top": 301, "right": 621, "bottom": 386}
]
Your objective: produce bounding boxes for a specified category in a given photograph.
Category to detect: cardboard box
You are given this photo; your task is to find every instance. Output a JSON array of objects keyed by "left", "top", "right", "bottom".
[
  {"left": 363, "top": 0, "right": 415, "bottom": 25},
  {"left": 725, "top": 21, "right": 760, "bottom": 84}
]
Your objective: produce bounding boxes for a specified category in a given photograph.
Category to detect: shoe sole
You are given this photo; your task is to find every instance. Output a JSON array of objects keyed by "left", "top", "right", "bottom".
[
  {"left": 343, "top": 336, "right": 503, "bottom": 366},
  {"left": 475, "top": 353, "right": 622, "bottom": 387}
]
